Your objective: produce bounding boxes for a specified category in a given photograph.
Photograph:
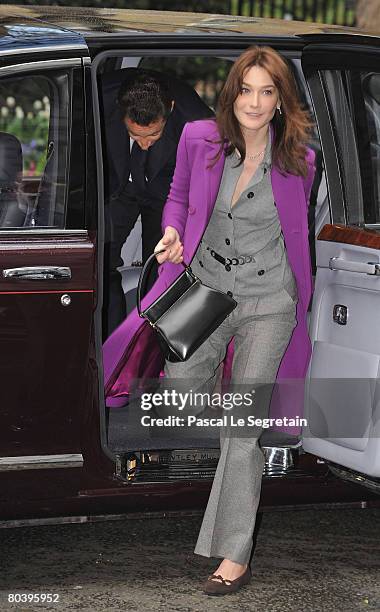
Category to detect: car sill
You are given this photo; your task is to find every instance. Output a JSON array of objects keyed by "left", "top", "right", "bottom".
[{"left": 0, "top": 454, "right": 84, "bottom": 471}]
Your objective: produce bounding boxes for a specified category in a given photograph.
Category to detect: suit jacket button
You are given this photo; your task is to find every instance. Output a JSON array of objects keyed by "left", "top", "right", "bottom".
[
  {"left": 225, "top": 265, "right": 231, "bottom": 272},
  {"left": 247, "top": 192, "right": 254, "bottom": 199},
  {"left": 199, "top": 261, "right": 204, "bottom": 267},
  {"left": 225, "top": 238, "right": 230, "bottom": 245},
  {"left": 258, "top": 269, "right": 265, "bottom": 276},
  {"left": 188, "top": 206, "right": 195, "bottom": 215}
]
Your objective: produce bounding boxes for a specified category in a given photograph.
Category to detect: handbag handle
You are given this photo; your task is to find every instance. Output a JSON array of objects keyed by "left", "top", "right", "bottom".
[{"left": 137, "top": 248, "right": 190, "bottom": 317}]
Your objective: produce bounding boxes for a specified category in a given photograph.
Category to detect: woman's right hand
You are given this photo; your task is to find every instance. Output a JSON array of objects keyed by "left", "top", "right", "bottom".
[{"left": 154, "top": 226, "right": 183, "bottom": 264}]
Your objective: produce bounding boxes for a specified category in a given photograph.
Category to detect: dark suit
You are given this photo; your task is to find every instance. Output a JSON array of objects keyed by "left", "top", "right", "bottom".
[{"left": 101, "top": 68, "right": 214, "bottom": 336}]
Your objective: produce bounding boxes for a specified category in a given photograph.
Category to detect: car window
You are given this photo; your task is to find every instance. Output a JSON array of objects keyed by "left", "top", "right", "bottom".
[
  {"left": 321, "top": 70, "right": 364, "bottom": 227},
  {"left": 358, "top": 71, "right": 380, "bottom": 223},
  {"left": 0, "top": 70, "right": 71, "bottom": 229},
  {"left": 292, "top": 59, "right": 329, "bottom": 274}
]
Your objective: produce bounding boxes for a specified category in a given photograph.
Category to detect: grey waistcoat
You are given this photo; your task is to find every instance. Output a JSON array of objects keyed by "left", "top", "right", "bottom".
[{"left": 190, "top": 136, "right": 296, "bottom": 301}]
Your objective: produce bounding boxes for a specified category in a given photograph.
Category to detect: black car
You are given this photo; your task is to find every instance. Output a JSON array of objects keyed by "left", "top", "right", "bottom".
[{"left": 0, "top": 4, "right": 379, "bottom": 524}]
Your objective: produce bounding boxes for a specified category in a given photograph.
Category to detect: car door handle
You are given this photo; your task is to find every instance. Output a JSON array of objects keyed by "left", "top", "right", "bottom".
[
  {"left": 2, "top": 266, "right": 72, "bottom": 280},
  {"left": 329, "top": 257, "right": 380, "bottom": 275}
]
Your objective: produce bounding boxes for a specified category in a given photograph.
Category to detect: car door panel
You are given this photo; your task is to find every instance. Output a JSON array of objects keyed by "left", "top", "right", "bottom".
[
  {"left": 302, "top": 44, "right": 380, "bottom": 477},
  {"left": 0, "top": 232, "right": 95, "bottom": 457},
  {"left": 0, "top": 32, "right": 100, "bottom": 496},
  {"left": 304, "top": 226, "right": 380, "bottom": 467}
]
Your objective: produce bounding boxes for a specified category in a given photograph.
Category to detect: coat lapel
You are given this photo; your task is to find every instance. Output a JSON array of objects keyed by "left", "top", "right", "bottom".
[
  {"left": 205, "top": 140, "right": 225, "bottom": 221},
  {"left": 269, "top": 122, "right": 300, "bottom": 239},
  {"left": 271, "top": 166, "right": 292, "bottom": 236},
  {"left": 270, "top": 165, "right": 302, "bottom": 243},
  {"left": 185, "top": 138, "right": 224, "bottom": 264}
]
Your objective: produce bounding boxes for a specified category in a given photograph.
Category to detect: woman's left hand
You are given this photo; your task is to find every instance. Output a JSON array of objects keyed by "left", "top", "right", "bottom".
[{"left": 154, "top": 226, "right": 183, "bottom": 264}]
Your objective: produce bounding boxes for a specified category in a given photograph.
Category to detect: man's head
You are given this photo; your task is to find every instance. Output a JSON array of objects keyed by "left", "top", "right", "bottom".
[{"left": 117, "top": 71, "right": 174, "bottom": 150}]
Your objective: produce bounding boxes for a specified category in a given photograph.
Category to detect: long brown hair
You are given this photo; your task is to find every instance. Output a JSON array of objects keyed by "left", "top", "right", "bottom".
[{"left": 213, "top": 46, "right": 313, "bottom": 177}]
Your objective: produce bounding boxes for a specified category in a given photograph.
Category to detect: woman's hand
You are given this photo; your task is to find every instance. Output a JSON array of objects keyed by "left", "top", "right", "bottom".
[{"left": 154, "top": 226, "right": 183, "bottom": 264}]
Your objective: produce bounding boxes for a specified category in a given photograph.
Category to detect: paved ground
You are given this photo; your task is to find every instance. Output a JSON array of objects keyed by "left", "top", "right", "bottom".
[{"left": 0, "top": 507, "right": 379, "bottom": 612}]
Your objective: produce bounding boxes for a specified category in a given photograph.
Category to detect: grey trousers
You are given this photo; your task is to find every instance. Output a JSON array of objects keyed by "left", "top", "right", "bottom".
[{"left": 164, "top": 282, "right": 297, "bottom": 565}]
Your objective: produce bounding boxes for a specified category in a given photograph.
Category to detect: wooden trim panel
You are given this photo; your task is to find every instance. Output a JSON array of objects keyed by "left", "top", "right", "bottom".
[{"left": 318, "top": 224, "right": 380, "bottom": 249}]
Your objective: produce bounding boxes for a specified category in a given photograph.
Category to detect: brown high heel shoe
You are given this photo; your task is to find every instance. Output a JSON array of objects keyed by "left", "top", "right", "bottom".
[{"left": 202, "top": 565, "right": 251, "bottom": 596}]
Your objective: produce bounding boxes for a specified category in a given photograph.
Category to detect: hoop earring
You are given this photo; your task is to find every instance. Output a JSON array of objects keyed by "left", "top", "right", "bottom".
[{"left": 277, "top": 106, "right": 282, "bottom": 115}]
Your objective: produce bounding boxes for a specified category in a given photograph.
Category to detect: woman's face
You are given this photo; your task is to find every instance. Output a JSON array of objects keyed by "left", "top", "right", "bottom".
[{"left": 233, "top": 65, "right": 280, "bottom": 135}]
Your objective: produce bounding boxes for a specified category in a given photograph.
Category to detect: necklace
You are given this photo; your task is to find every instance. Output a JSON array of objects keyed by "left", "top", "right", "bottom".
[{"left": 246, "top": 148, "right": 265, "bottom": 161}]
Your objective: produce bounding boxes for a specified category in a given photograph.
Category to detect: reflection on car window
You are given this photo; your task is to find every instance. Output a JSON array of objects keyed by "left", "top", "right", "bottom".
[
  {"left": 360, "top": 72, "right": 380, "bottom": 222},
  {"left": 0, "top": 79, "right": 49, "bottom": 177},
  {"left": 323, "top": 70, "right": 364, "bottom": 226},
  {"left": 0, "top": 72, "right": 70, "bottom": 230}
]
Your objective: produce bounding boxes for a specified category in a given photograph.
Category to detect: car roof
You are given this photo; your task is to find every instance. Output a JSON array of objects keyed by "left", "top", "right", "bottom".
[{"left": 0, "top": 4, "right": 379, "bottom": 54}]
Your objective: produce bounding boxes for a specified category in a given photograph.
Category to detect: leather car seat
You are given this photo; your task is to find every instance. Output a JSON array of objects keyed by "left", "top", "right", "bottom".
[{"left": 0, "top": 131, "right": 31, "bottom": 228}]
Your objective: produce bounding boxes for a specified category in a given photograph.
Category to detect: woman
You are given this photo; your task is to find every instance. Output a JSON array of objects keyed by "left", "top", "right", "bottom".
[
  {"left": 154, "top": 45, "right": 315, "bottom": 595},
  {"left": 103, "top": 46, "right": 315, "bottom": 595}
]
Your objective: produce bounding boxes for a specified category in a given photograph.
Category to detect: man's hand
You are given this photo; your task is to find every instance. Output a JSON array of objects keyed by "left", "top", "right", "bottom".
[{"left": 154, "top": 226, "right": 183, "bottom": 264}]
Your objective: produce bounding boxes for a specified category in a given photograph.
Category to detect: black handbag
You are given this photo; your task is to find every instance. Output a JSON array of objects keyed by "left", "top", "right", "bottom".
[{"left": 137, "top": 249, "right": 237, "bottom": 362}]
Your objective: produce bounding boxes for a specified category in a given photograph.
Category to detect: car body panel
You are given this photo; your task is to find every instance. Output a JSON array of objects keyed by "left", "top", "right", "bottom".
[
  {"left": 0, "top": 231, "right": 95, "bottom": 460},
  {"left": 0, "top": 5, "right": 375, "bottom": 38},
  {"left": 0, "top": 13, "right": 87, "bottom": 58},
  {"left": 0, "top": 24, "right": 98, "bottom": 505}
]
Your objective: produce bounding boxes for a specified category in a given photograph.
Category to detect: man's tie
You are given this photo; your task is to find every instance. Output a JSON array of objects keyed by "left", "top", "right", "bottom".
[{"left": 130, "top": 140, "right": 148, "bottom": 193}]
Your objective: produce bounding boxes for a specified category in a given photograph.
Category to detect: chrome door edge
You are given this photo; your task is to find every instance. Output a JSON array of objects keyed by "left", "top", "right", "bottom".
[{"left": 0, "top": 453, "right": 83, "bottom": 471}]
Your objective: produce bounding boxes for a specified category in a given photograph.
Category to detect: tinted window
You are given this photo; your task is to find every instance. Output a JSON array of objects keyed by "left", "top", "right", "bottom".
[
  {"left": 0, "top": 70, "right": 71, "bottom": 229},
  {"left": 322, "top": 70, "right": 364, "bottom": 226},
  {"left": 358, "top": 71, "right": 380, "bottom": 222},
  {"left": 322, "top": 69, "right": 380, "bottom": 226}
]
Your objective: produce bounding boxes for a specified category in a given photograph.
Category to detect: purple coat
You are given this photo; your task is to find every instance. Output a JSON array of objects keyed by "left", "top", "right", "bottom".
[{"left": 103, "top": 119, "right": 316, "bottom": 434}]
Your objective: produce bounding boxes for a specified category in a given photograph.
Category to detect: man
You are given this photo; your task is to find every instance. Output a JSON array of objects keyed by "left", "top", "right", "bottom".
[{"left": 102, "top": 68, "right": 214, "bottom": 336}]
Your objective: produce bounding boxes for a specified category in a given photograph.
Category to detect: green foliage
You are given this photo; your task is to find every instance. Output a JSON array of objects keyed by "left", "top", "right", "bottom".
[
  {"left": 0, "top": 105, "right": 49, "bottom": 176},
  {"left": 0, "top": 75, "right": 50, "bottom": 177}
]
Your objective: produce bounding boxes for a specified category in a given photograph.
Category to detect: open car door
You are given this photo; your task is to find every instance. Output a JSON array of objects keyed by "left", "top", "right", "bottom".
[
  {"left": 302, "top": 39, "right": 380, "bottom": 478},
  {"left": 0, "top": 25, "right": 99, "bottom": 498}
]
